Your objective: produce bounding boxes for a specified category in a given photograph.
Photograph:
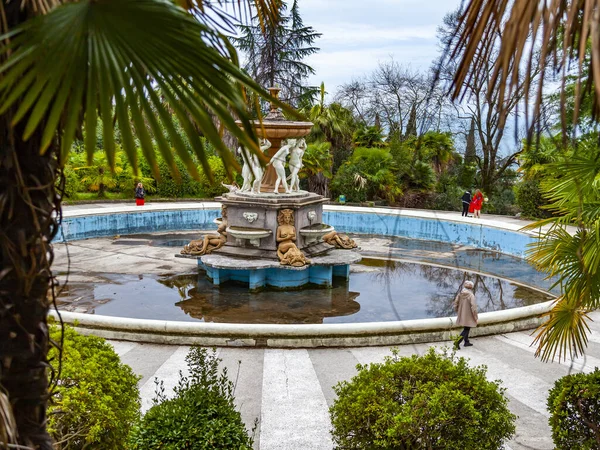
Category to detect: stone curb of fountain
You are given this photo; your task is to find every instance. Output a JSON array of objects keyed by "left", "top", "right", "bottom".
[{"left": 49, "top": 300, "right": 552, "bottom": 348}]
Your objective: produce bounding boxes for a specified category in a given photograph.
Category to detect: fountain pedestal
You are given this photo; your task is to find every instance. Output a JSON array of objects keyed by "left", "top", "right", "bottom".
[
  {"left": 216, "top": 190, "right": 333, "bottom": 259},
  {"left": 199, "top": 250, "right": 361, "bottom": 291}
]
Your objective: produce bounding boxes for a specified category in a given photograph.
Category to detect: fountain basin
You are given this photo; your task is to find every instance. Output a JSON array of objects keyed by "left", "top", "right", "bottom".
[
  {"left": 299, "top": 224, "right": 335, "bottom": 245},
  {"left": 198, "top": 250, "right": 362, "bottom": 290},
  {"left": 227, "top": 226, "right": 272, "bottom": 247}
]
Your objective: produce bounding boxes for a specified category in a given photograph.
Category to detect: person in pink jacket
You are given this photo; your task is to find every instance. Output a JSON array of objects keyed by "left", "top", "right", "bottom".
[{"left": 453, "top": 280, "right": 478, "bottom": 349}]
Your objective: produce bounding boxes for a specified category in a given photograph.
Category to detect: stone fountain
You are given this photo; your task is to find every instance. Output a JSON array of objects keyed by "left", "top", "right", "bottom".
[{"left": 179, "top": 87, "right": 361, "bottom": 290}]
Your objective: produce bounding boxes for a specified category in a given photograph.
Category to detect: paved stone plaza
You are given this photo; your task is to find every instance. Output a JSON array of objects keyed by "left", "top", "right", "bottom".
[{"left": 109, "top": 314, "right": 600, "bottom": 450}]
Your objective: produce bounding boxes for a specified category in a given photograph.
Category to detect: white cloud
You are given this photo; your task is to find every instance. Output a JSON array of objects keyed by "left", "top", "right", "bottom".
[{"left": 315, "top": 23, "right": 438, "bottom": 46}]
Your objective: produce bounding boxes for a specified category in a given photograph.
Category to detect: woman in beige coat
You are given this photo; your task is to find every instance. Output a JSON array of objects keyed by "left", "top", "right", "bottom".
[{"left": 453, "top": 280, "right": 478, "bottom": 349}]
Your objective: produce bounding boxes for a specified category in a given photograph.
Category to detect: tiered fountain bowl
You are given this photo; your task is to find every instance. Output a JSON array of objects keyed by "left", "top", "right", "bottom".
[{"left": 178, "top": 87, "right": 361, "bottom": 291}]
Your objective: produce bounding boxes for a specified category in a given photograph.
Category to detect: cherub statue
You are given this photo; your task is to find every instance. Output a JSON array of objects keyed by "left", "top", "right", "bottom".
[
  {"left": 276, "top": 208, "right": 310, "bottom": 266},
  {"left": 287, "top": 138, "right": 306, "bottom": 192},
  {"left": 181, "top": 206, "right": 228, "bottom": 256},
  {"left": 268, "top": 139, "right": 295, "bottom": 194},
  {"left": 322, "top": 230, "right": 358, "bottom": 249}
]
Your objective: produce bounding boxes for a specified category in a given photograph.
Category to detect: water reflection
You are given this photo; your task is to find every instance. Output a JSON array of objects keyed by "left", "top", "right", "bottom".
[
  {"left": 56, "top": 259, "right": 554, "bottom": 324},
  {"left": 360, "top": 259, "right": 552, "bottom": 321}
]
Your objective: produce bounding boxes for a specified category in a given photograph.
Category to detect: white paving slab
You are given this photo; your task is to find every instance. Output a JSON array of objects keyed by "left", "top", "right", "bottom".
[
  {"left": 458, "top": 346, "right": 552, "bottom": 417},
  {"left": 496, "top": 332, "right": 600, "bottom": 374},
  {"left": 259, "top": 349, "right": 332, "bottom": 450},
  {"left": 107, "top": 340, "right": 137, "bottom": 357},
  {"left": 138, "top": 346, "right": 191, "bottom": 413}
]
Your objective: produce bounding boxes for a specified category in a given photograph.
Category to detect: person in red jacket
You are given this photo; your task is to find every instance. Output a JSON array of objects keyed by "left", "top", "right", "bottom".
[{"left": 470, "top": 189, "right": 484, "bottom": 218}]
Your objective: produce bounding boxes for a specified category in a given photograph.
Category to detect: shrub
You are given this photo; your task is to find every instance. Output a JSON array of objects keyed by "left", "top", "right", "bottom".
[
  {"left": 155, "top": 155, "right": 203, "bottom": 198},
  {"left": 47, "top": 325, "right": 141, "bottom": 450},
  {"left": 487, "top": 188, "right": 519, "bottom": 216},
  {"left": 331, "top": 147, "right": 401, "bottom": 202},
  {"left": 330, "top": 348, "right": 516, "bottom": 449},
  {"left": 514, "top": 179, "right": 551, "bottom": 218},
  {"left": 547, "top": 369, "right": 600, "bottom": 450},
  {"left": 130, "top": 347, "right": 253, "bottom": 449},
  {"left": 62, "top": 164, "right": 81, "bottom": 199},
  {"left": 198, "top": 155, "right": 232, "bottom": 198}
]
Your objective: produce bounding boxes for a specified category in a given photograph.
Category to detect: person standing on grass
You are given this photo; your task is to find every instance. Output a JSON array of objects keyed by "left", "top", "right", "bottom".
[
  {"left": 453, "top": 280, "right": 478, "bottom": 349},
  {"left": 461, "top": 189, "right": 472, "bottom": 217},
  {"left": 471, "top": 189, "right": 484, "bottom": 218},
  {"left": 135, "top": 182, "right": 145, "bottom": 206}
]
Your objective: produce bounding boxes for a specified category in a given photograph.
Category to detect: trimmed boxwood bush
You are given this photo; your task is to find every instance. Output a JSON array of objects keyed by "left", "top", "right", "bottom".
[
  {"left": 547, "top": 368, "right": 600, "bottom": 449},
  {"left": 48, "top": 324, "right": 141, "bottom": 449},
  {"left": 129, "top": 347, "right": 253, "bottom": 449},
  {"left": 330, "top": 348, "right": 516, "bottom": 449},
  {"left": 514, "top": 179, "right": 551, "bottom": 218}
]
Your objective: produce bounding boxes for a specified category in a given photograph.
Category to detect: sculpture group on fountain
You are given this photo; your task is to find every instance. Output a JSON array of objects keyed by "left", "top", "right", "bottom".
[
  {"left": 239, "top": 138, "right": 307, "bottom": 195},
  {"left": 276, "top": 209, "right": 310, "bottom": 266},
  {"left": 181, "top": 206, "right": 228, "bottom": 256}
]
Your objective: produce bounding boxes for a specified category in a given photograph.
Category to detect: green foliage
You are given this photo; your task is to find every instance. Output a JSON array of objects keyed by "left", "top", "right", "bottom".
[
  {"left": 353, "top": 125, "right": 386, "bottom": 148},
  {"left": 156, "top": 155, "right": 203, "bottom": 198},
  {"left": 331, "top": 147, "right": 401, "bottom": 203},
  {"left": 405, "top": 131, "right": 456, "bottom": 173},
  {"left": 524, "top": 140, "right": 600, "bottom": 361},
  {"left": 47, "top": 325, "right": 141, "bottom": 450},
  {"left": 547, "top": 369, "right": 600, "bottom": 449},
  {"left": 485, "top": 188, "right": 518, "bottom": 216},
  {"left": 61, "top": 164, "right": 81, "bottom": 199},
  {"left": 130, "top": 347, "right": 253, "bottom": 450},
  {"left": 409, "top": 160, "right": 437, "bottom": 191},
  {"left": 198, "top": 155, "right": 234, "bottom": 198},
  {"left": 0, "top": 0, "right": 284, "bottom": 179},
  {"left": 301, "top": 142, "right": 333, "bottom": 179},
  {"left": 233, "top": 0, "right": 320, "bottom": 106},
  {"left": 514, "top": 179, "right": 551, "bottom": 218},
  {"left": 330, "top": 348, "right": 516, "bottom": 449}
]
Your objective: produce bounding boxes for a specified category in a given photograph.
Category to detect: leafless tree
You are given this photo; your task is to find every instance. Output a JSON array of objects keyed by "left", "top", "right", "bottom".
[{"left": 434, "top": 9, "right": 539, "bottom": 194}]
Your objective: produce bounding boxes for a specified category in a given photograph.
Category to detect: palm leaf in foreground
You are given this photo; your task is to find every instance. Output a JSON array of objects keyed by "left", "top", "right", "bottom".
[
  {"left": 445, "top": 0, "right": 599, "bottom": 133},
  {"left": 524, "top": 152, "right": 600, "bottom": 361},
  {"left": 0, "top": 0, "right": 294, "bottom": 178}
]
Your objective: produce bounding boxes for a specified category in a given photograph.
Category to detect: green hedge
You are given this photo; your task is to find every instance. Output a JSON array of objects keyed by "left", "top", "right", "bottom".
[
  {"left": 48, "top": 325, "right": 141, "bottom": 450},
  {"left": 514, "top": 179, "right": 551, "bottom": 218},
  {"left": 330, "top": 348, "right": 516, "bottom": 449},
  {"left": 548, "top": 368, "right": 600, "bottom": 449}
]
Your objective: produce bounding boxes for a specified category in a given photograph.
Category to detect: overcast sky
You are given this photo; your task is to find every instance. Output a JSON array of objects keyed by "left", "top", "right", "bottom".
[{"left": 299, "top": 0, "right": 463, "bottom": 93}]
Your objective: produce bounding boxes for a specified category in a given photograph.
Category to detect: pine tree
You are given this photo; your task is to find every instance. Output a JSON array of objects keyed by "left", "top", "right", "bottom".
[{"left": 233, "top": 0, "right": 321, "bottom": 106}]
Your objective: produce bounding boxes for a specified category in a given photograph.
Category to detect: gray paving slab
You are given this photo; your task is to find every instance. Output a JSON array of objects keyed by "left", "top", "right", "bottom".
[
  {"left": 218, "top": 347, "right": 265, "bottom": 446},
  {"left": 119, "top": 343, "right": 179, "bottom": 386},
  {"left": 308, "top": 349, "right": 360, "bottom": 407}
]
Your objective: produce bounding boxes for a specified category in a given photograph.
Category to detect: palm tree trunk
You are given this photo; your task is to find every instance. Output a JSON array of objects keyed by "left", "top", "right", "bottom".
[
  {"left": 308, "top": 172, "right": 330, "bottom": 197},
  {"left": 0, "top": 4, "right": 59, "bottom": 448},
  {"left": 0, "top": 125, "right": 58, "bottom": 450}
]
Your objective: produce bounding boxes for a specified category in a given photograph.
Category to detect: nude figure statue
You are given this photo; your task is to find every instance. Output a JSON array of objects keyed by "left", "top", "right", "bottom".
[
  {"left": 287, "top": 138, "right": 306, "bottom": 192},
  {"left": 181, "top": 206, "right": 228, "bottom": 256},
  {"left": 276, "top": 208, "right": 309, "bottom": 267},
  {"left": 268, "top": 139, "right": 294, "bottom": 194}
]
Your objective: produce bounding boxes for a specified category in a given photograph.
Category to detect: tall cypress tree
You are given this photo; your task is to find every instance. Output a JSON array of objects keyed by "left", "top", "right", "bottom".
[
  {"left": 464, "top": 118, "right": 477, "bottom": 165},
  {"left": 404, "top": 104, "right": 417, "bottom": 140},
  {"left": 234, "top": 0, "right": 321, "bottom": 106}
]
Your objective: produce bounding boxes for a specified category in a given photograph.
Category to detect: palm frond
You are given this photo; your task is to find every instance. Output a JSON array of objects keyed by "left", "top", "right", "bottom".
[
  {"left": 445, "top": 0, "right": 600, "bottom": 132},
  {"left": 532, "top": 293, "right": 592, "bottom": 362},
  {"left": 0, "top": 0, "right": 297, "bottom": 178}
]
